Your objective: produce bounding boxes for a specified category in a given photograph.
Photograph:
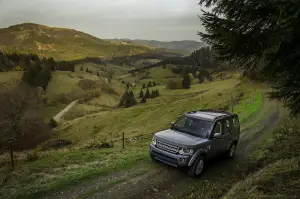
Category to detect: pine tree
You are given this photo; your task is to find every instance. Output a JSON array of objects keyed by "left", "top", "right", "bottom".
[
  {"left": 33, "top": 65, "right": 52, "bottom": 90},
  {"left": 86, "top": 68, "right": 89, "bottom": 73},
  {"left": 199, "top": 0, "right": 300, "bottom": 114},
  {"left": 156, "top": 89, "right": 160, "bottom": 97},
  {"left": 142, "top": 84, "right": 146, "bottom": 89},
  {"left": 139, "top": 90, "right": 144, "bottom": 98},
  {"left": 150, "top": 90, "right": 155, "bottom": 99},
  {"left": 141, "top": 96, "right": 147, "bottom": 104},
  {"left": 145, "top": 88, "right": 150, "bottom": 98},
  {"left": 80, "top": 66, "right": 84, "bottom": 71},
  {"left": 119, "top": 90, "right": 129, "bottom": 107},
  {"left": 148, "top": 81, "right": 152, "bottom": 88},
  {"left": 182, "top": 74, "right": 191, "bottom": 89},
  {"left": 48, "top": 57, "right": 56, "bottom": 71},
  {"left": 153, "top": 81, "right": 156, "bottom": 87},
  {"left": 97, "top": 72, "right": 100, "bottom": 76}
]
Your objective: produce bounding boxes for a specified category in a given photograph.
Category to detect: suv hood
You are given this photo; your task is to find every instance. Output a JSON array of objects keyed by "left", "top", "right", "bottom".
[{"left": 155, "top": 129, "right": 208, "bottom": 148}]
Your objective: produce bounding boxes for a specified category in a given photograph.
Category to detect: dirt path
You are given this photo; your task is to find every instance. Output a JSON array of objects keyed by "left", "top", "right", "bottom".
[{"left": 44, "top": 101, "right": 284, "bottom": 199}]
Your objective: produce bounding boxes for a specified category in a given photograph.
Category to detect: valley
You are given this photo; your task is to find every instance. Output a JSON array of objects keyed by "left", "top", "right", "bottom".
[{"left": 0, "top": 6, "right": 300, "bottom": 198}]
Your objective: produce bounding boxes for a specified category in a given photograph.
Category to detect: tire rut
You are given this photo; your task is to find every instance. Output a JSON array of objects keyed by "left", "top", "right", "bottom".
[{"left": 79, "top": 102, "right": 284, "bottom": 199}]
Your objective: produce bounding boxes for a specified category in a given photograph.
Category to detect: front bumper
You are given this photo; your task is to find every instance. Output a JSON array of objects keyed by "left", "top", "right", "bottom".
[{"left": 149, "top": 144, "right": 192, "bottom": 167}]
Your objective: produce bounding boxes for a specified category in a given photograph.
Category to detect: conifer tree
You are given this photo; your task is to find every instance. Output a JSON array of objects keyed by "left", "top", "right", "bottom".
[
  {"left": 141, "top": 96, "right": 147, "bottom": 104},
  {"left": 182, "top": 74, "right": 191, "bottom": 89},
  {"left": 145, "top": 88, "right": 150, "bottom": 98},
  {"left": 139, "top": 90, "right": 144, "bottom": 98}
]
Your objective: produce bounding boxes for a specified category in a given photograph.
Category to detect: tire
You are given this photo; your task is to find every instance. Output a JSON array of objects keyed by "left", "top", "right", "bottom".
[
  {"left": 150, "top": 155, "right": 157, "bottom": 163},
  {"left": 227, "top": 142, "right": 237, "bottom": 159},
  {"left": 188, "top": 156, "right": 205, "bottom": 178}
]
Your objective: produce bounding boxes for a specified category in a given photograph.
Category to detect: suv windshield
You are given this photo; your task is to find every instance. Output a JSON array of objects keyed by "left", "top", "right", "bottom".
[{"left": 172, "top": 116, "right": 213, "bottom": 138}]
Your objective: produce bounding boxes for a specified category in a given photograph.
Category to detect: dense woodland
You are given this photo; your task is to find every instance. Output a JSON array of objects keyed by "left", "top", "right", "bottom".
[
  {"left": 128, "top": 47, "right": 222, "bottom": 73},
  {"left": 199, "top": 0, "right": 300, "bottom": 114},
  {"left": 0, "top": 51, "right": 75, "bottom": 90}
]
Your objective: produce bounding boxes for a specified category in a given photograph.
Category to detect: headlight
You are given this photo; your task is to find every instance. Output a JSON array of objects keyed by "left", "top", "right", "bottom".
[
  {"left": 152, "top": 137, "right": 157, "bottom": 146},
  {"left": 179, "top": 148, "right": 194, "bottom": 155}
]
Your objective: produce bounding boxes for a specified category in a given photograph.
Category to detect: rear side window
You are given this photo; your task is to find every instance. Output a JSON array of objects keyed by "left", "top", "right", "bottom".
[
  {"left": 224, "top": 120, "right": 232, "bottom": 135},
  {"left": 233, "top": 117, "right": 240, "bottom": 128}
]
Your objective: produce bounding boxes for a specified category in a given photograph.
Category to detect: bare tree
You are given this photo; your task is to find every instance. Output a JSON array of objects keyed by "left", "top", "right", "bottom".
[{"left": 0, "top": 83, "right": 49, "bottom": 150}]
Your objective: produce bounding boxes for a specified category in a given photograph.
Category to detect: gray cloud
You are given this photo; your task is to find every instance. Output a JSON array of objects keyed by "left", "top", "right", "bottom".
[{"left": 0, "top": 0, "right": 204, "bottom": 41}]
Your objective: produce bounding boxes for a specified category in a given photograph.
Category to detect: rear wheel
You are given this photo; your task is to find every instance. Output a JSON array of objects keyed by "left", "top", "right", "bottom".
[
  {"left": 227, "top": 143, "right": 237, "bottom": 159},
  {"left": 188, "top": 156, "right": 205, "bottom": 178}
]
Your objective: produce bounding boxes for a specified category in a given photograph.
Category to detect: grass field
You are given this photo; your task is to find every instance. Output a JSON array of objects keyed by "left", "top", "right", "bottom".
[
  {"left": 0, "top": 67, "right": 274, "bottom": 199},
  {"left": 0, "top": 73, "right": 267, "bottom": 199}
]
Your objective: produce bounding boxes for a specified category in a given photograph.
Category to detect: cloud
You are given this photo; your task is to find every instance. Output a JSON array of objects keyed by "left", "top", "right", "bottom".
[{"left": 0, "top": 0, "right": 203, "bottom": 41}]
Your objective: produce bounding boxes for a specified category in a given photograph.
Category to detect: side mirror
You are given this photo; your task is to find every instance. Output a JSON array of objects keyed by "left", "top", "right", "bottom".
[
  {"left": 213, "top": 133, "right": 222, "bottom": 139},
  {"left": 170, "top": 122, "right": 175, "bottom": 127}
]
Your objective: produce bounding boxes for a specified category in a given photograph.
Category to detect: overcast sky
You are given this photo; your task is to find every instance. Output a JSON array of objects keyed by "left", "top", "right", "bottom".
[{"left": 0, "top": 0, "right": 205, "bottom": 41}]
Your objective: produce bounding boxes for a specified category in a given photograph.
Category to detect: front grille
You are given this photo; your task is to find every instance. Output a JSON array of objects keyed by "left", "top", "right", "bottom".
[{"left": 156, "top": 139, "right": 179, "bottom": 154}]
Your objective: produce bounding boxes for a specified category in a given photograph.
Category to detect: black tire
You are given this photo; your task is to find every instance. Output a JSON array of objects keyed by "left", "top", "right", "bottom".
[
  {"left": 188, "top": 156, "right": 205, "bottom": 178},
  {"left": 150, "top": 155, "right": 158, "bottom": 163},
  {"left": 227, "top": 142, "right": 237, "bottom": 159}
]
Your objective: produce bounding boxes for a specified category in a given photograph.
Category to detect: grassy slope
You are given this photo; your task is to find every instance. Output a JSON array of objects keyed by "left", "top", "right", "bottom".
[
  {"left": 0, "top": 69, "right": 122, "bottom": 121},
  {"left": 0, "top": 23, "right": 153, "bottom": 60},
  {"left": 0, "top": 75, "right": 266, "bottom": 199},
  {"left": 224, "top": 117, "right": 300, "bottom": 199}
]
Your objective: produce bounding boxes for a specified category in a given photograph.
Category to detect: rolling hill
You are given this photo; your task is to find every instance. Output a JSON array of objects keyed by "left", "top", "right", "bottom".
[
  {"left": 0, "top": 23, "right": 153, "bottom": 60},
  {"left": 110, "top": 39, "right": 206, "bottom": 54}
]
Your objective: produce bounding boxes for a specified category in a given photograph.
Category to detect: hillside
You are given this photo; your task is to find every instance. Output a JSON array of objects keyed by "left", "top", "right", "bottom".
[
  {"left": 0, "top": 23, "right": 153, "bottom": 60},
  {"left": 110, "top": 39, "right": 205, "bottom": 54}
]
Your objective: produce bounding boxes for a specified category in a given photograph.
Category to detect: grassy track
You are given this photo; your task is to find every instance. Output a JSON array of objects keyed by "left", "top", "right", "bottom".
[{"left": 0, "top": 76, "right": 266, "bottom": 199}]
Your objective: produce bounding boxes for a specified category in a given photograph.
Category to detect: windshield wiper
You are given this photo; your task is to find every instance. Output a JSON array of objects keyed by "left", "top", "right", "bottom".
[{"left": 175, "top": 127, "right": 198, "bottom": 137}]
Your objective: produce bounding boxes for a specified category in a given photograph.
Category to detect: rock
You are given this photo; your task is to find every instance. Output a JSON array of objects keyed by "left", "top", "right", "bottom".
[{"left": 152, "top": 188, "right": 159, "bottom": 193}]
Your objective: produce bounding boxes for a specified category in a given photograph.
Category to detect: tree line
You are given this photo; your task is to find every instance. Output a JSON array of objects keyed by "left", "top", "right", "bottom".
[
  {"left": 0, "top": 51, "right": 75, "bottom": 90},
  {"left": 128, "top": 46, "right": 221, "bottom": 73}
]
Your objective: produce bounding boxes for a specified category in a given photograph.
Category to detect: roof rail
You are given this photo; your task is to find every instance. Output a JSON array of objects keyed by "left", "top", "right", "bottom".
[{"left": 198, "top": 109, "right": 235, "bottom": 116}]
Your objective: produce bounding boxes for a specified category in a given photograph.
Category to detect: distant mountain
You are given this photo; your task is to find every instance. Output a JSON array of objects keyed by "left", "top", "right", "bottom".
[
  {"left": 0, "top": 23, "right": 153, "bottom": 60},
  {"left": 109, "top": 39, "right": 206, "bottom": 54}
]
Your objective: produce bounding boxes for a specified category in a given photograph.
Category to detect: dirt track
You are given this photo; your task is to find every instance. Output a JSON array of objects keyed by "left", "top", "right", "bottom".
[{"left": 44, "top": 101, "right": 284, "bottom": 199}]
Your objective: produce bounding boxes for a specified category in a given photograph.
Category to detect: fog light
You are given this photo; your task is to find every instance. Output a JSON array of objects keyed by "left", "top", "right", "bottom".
[{"left": 179, "top": 158, "right": 186, "bottom": 164}]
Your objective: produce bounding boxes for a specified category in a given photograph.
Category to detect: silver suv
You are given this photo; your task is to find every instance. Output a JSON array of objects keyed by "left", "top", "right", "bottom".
[{"left": 149, "top": 109, "right": 240, "bottom": 177}]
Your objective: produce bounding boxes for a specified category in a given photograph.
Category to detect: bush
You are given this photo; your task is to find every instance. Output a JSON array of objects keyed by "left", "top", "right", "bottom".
[
  {"left": 39, "top": 139, "right": 73, "bottom": 150},
  {"left": 26, "top": 151, "right": 39, "bottom": 162},
  {"left": 78, "top": 79, "right": 99, "bottom": 90},
  {"left": 49, "top": 118, "right": 59, "bottom": 127},
  {"left": 79, "top": 90, "right": 101, "bottom": 102},
  {"left": 166, "top": 79, "right": 182, "bottom": 90},
  {"left": 182, "top": 74, "right": 191, "bottom": 89}
]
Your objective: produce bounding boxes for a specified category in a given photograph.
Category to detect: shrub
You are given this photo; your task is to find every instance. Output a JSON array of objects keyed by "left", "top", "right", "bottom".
[
  {"left": 78, "top": 79, "right": 99, "bottom": 90},
  {"left": 40, "top": 139, "right": 73, "bottom": 150},
  {"left": 182, "top": 74, "right": 191, "bottom": 89},
  {"left": 166, "top": 79, "right": 182, "bottom": 90},
  {"left": 26, "top": 151, "right": 39, "bottom": 162},
  {"left": 77, "top": 74, "right": 84, "bottom": 79},
  {"left": 49, "top": 118, "right": 59, "bottom": 127}
]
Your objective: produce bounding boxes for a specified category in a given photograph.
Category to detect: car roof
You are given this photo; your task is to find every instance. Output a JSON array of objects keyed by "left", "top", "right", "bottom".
[{"left": 185, "top": 109, "right": 236, "bottom": 122}]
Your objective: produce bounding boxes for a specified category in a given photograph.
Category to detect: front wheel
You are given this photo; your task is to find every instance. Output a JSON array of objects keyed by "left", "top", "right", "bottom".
[
  {"left": 188, "top": 156, "right": 205, "bottom": 178},
  {"left": 227, "top": 143, "right": 237, "bottom": 159}
]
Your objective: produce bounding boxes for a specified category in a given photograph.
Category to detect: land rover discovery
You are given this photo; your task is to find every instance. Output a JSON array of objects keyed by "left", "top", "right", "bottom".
[{"left": 149, "top": 109, "right": 240, "bottom": 177}]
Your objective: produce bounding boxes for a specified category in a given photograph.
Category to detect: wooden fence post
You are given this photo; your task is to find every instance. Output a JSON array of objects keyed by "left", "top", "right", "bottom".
[
  {"left": 9, "top": 141, "right": 14, "bottom": 171},
  {"left": 122, "top": 132, "right": 125, "bottom": 149}
]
